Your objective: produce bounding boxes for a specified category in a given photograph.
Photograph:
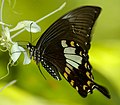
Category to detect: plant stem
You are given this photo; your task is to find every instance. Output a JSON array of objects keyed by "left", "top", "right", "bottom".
[
  {"left": 11, "top": 2, "right": 66, "bottom": 39},
  {"left": 0, "top": 0, "right": 5, "bottom": 30}
]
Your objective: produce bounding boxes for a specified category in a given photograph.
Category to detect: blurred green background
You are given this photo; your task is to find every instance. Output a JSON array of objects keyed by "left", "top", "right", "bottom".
[{"left": 0, "top": 0, "right": 120, "bottom": 105}]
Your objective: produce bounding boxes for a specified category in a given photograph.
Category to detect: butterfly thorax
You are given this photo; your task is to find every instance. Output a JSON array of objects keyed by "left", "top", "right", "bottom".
[{"left": 27, "top": 43, "right": 41, "bottom": 64}]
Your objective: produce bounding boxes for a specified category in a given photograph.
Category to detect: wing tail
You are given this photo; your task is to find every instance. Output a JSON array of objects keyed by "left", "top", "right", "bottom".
[{"left": 94, "top": 82, "right": 111, "bottom": 99}]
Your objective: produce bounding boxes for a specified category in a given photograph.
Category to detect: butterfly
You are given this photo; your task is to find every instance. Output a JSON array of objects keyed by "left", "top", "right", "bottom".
[{"left": 27, "top": 6, "right": 110, "bottom": 98}]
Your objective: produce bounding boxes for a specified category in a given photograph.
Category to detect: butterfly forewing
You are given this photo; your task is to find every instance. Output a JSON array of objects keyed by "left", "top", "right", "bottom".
[
  {"left": 27, "top": 6, "right": 111, "bottom": 98},
  {"left": 36, "top": 6, "right": 101, "bottom": 51}
]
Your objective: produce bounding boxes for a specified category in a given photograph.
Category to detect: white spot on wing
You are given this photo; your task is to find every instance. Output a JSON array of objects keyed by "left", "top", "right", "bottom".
[
  {"left": 64, "top": 47, "right": 75, "bottom": 54},
  {"left": 61, "top": 40, "right": 68, "bottom": 47},
  {"left": 65, "top": 54, "right": 82, "bottom": 65},
  {"left": 66, "top": 59, "right": 79, "bottom": 69}
]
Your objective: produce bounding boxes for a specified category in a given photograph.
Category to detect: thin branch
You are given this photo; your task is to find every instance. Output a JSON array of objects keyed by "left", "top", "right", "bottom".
[
  {"left": 35, "top": 2, "right": 66, "bottom": 23},
  {"left": 0, "top": 0, "right": 5, "bottom": 30},
  {"left": 0, "top": 58, "right": 11, "bottom": 80},
  {"left": 0, "top": 80, "right": 17, "bottom": 92},
  {"left": 11, "top": 2, "right": 66, "bottom": 39},
  {"left": 11, "top": 28, "right": 24, "bottom": 39}
]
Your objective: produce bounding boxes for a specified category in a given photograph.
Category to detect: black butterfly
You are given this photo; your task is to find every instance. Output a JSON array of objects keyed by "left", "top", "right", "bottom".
[{"left": 27, "top": 6, "right": 110, "bottom": 98}]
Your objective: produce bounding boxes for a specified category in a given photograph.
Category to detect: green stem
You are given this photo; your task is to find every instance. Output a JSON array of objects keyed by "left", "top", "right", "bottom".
[
  {"left": 0, "top": 0, "right": 5, "bottom": 30},
  {"left": 35, "top": 2, "right": 66, "bottom": 23},
  {"left": 11, "top": 2, "right": 66, "bottom": 39}
]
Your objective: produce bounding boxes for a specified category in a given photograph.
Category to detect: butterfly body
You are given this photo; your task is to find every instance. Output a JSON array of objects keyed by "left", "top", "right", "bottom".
[{"left": 27, "top": 6, "right": 110, "bottom": 98}]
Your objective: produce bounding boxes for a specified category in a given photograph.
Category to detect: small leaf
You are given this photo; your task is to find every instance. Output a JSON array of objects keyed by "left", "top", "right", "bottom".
[
  {"left": 24, "top": 21, "right": 41, "bottom": 33},
  {"left": 10, "top": 21, "right": 25, "bottom": 32},
  {"left": 11, "top": 43, "right": 21, "bottom": 63},
  {"left": 11, "top": 43, "right": 31, "bottom": 64},
  {"left": 18, "top": 46, "right": 31, "bottom": 64}
]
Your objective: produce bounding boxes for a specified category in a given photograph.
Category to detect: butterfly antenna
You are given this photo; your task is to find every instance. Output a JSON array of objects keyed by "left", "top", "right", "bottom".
[
  {"left": 30, "top": 22, "right": 33, "bottom": 43},
  {"left": 37, "top": 64, "right": 47, "bottom": 80}
]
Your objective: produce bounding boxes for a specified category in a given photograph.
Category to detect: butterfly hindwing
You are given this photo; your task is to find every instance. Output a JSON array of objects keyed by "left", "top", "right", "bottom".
[
  {"left": 41, "top": 57, "right": 61, "bottom": 80},
  {"left": 60, "top": 39, "right": 93, "bottom": 97},
  {"left": 59, "top": 39, "right": 110, "bottom": 98}
]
